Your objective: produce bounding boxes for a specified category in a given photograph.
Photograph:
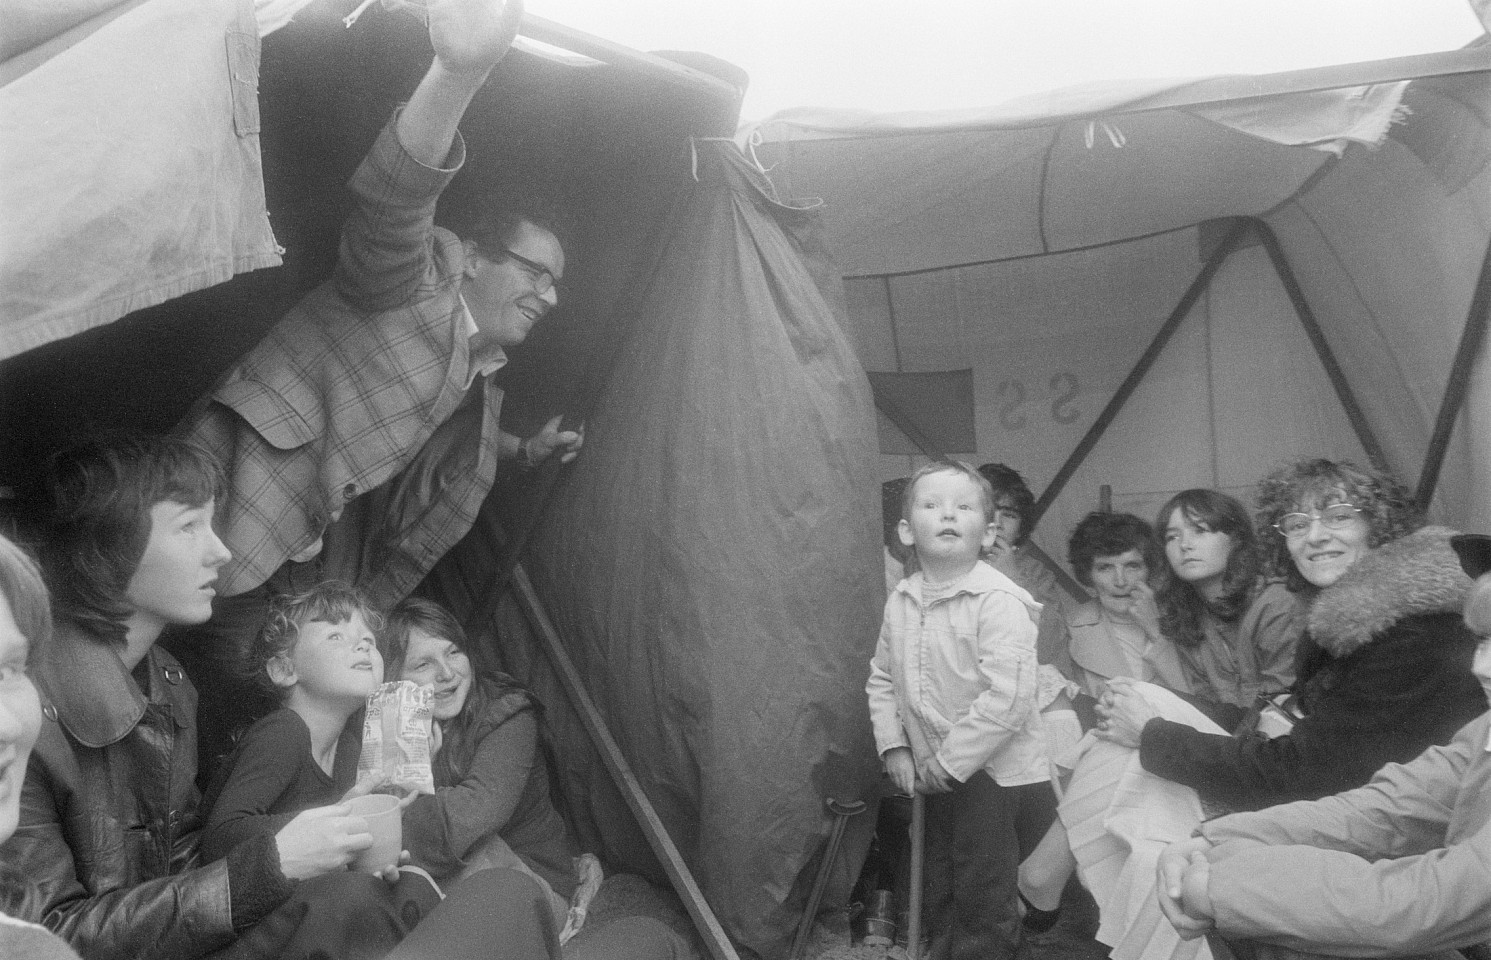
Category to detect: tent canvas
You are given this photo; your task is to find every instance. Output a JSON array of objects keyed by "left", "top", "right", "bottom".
[{"left": 745, "top": 46, "right": 1491, "bottom": 590}]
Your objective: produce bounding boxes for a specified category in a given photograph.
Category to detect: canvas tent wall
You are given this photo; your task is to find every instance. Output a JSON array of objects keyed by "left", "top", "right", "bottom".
[
  {"left": 744, "top": 46, "right": 1491, "bottom": 589},
  {"left": 0, "top": 4, "right": 878, "bottom": 959}
]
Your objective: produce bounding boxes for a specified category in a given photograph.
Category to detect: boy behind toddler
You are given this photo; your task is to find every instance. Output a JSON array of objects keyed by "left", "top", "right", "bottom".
[{"left": 866, "top": 461, "right": 1055, "bottom": 960}]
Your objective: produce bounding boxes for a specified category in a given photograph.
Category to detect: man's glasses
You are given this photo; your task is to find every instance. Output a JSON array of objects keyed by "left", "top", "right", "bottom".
[
  {"left": 1274, "top": 503, "right": 1363, "bottom": 541},
  {"left": 502, "top": 248, "right": 557, "bottom": 296}
]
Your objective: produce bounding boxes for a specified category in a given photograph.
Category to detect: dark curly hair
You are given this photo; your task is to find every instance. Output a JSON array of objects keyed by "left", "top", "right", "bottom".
[
  {"left": 1254, "top": 458, "right": 1421, "bottom": 593},
  {"left": 977, "top": 463, "right": 1037, "bottom": 544},
  {"left": 44, "top": 434, "right": 223, "bottom": 635},
  {"left": 247, "top": 581, "right": 381, "bottom": 701},
  {"left": 1154, "top": 490, "right": 1260, "bottom": 648},
  {"left": 1067, "top": 511, "right": 1161, "bottom": 589}
]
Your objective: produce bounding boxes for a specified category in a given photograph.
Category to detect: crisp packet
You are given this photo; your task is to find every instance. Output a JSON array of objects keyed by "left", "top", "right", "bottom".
[{"left": 357, "top": 680, "right": 436, "bottom": 794}]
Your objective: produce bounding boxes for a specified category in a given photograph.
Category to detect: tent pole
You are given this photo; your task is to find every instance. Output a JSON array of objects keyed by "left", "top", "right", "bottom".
[
  {"left": 1028, "top": 216, "right": 1250, "bottom": 530},
  {"left": 1413, "top": 232, "right": 1491, "bottom": 510},
  {"left": 1020, "top": 540, "right": 1087, "bottom": 602},
  {"left": 518, "top": 13, "right": 742, "bottom": 109},
  {"left": 509, "top": 563, "right": 743, "bottom": 960},
  {"left": 1251, "top": 220, "right": 1391, "bottom": 474}
]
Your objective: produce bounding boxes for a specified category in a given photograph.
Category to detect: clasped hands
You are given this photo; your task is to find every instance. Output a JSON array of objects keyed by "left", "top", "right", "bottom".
[
  {"left": 1155, "top": 836, "right": 1217, "bottom": 939},
  {"left": 1093, "top": 676, "right": 1159, "bottom": 748}
]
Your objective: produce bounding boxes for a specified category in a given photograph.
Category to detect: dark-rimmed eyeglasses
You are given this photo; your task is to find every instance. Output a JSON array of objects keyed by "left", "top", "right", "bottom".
[
  {"left": 502, "top": 248, "right": 557, "bottom": 296},
  {"left": 1274, "top": 503, "right": 1363, "bottom": 541}
]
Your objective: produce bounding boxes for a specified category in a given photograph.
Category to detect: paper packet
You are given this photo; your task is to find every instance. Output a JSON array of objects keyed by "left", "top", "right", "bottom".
[{"left": 357, "top": 680, "right": 436, "bottom": 794}]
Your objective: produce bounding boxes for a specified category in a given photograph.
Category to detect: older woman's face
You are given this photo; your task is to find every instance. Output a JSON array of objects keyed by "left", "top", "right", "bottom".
[
  {"left": 1285, "top": 492, "right": 1371, "bottom": 588},
  {"left": 0, "top": 590, "right": 42, "bottom": 844}
]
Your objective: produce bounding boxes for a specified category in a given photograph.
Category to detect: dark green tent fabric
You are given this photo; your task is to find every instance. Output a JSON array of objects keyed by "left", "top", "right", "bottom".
[{"left": 517, "top": 141, "right": 883, "bottom": 956}]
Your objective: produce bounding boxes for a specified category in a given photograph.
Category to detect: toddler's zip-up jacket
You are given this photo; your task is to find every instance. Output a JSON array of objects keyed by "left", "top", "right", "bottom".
[{"left": 867, "top": 560, "right": 1050, "bottom": 786}]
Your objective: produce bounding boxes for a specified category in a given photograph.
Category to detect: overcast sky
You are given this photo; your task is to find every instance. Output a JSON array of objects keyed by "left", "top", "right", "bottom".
[{"left": 527, "top": 0, "right": 1485, "bottom": 120}]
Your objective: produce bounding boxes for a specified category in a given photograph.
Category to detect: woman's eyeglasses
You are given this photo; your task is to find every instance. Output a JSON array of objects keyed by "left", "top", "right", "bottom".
[
  {"left": 1274, "top": 503, "right": 1363, "bottom": 540},
  {"left": 502, "top": 248, "right": 557, "bottom": 296}
]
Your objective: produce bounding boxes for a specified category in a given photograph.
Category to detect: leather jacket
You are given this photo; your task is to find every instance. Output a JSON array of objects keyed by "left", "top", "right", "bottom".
[{"left": 0, "top": 616, "right": 237, "bottom": 959}]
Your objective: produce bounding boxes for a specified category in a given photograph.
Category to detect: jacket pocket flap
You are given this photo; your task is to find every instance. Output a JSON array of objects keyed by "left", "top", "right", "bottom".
[{"left": 214, "top": 379, "right": 317, "bottom": 450}]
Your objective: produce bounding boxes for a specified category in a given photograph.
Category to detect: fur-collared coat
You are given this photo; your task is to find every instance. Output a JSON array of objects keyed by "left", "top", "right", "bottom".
[{"left": 1137, "top": 526, "right": 1487, "bottom": 810}]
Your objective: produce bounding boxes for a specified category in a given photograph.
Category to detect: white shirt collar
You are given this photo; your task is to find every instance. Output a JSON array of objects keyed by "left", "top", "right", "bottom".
[{"left": 459, "top": 296, "right": 507, "bottom": 389}]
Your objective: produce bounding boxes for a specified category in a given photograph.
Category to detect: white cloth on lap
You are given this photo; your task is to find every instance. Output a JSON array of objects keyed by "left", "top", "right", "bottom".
[{"left": 1058, "top": 682, "right": 1227, "bottom": 960}]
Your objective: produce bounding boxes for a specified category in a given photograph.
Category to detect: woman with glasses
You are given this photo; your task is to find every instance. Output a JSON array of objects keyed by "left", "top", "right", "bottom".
[
  {"left": 1018, "top": 459, "right": 1484, "bottom": 960},
  {"left": 1101, "top": 458, "right": 1482, "bottom": 811}
]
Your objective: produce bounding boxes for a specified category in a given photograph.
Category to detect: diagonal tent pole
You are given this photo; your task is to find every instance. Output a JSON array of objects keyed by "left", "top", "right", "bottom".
[
  {"left": 871, "top": 386, "right": 1086, "bottom": 600},
  {"left": 1252, "top": 220, "right": 1391, "bottom": 475},
  {"left": 1413, "top": 232, "right": 1491, "bottom": 510},
  {"left": 510, "top": 563, "right": 742, "bottom": 960},
  {"left": 1029, "top": 216, "right": 1251, "bottom": 530}
]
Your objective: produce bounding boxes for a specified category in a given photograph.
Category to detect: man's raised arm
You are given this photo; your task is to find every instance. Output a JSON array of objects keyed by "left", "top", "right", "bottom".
[{"left": 397, "top": 0, "right": 523, "bottom": 166}]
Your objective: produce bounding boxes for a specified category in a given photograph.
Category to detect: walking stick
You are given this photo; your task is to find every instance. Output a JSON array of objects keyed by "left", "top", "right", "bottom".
[
  {"left": 907, "top": 792, "right": 925, "bottom": 960},
  {"left": 788, "top": 798, "right": 867, "bottom": 960}
]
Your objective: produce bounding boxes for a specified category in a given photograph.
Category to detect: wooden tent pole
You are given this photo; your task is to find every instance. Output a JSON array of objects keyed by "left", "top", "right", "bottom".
[
  {"left": 1251, "top": 220, "right": 1391, "bottom": 474},
  {"left": 1414, "top": 233, "right": 1491, "bottom": 510},
  {"left": 1028, "top": 216, "right": 1251, "bottom": 530},
  {"left": 510, "top": 562, "right": 742, "bottom": 960}
]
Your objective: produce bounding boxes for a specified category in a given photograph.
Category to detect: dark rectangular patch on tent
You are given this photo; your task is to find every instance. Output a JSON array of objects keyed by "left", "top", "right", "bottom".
[{"left": 867, "top": 368, "right": 976, "bottom": 455}]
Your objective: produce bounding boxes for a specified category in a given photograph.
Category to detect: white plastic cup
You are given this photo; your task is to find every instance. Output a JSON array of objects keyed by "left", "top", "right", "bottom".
[{"left": 347, "top": 793, "right": 402, "bottom": 874}]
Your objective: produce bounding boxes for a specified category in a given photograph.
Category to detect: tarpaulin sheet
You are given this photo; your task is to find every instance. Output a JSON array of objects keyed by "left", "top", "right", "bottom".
[
  {"left": 520, "top": 140, "right": 883, "bottom": 957},
  {"left": 0, "top": 0, "right": 281, "bottom": 360}
]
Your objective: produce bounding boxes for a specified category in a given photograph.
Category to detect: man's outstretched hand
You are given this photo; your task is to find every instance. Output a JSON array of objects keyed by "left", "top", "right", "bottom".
[
  {"left": 426, "top": 0, "right": 523, "bottom": 78},
  {"left": 525, "top": 415, "right": 585, "bottom": 466}
]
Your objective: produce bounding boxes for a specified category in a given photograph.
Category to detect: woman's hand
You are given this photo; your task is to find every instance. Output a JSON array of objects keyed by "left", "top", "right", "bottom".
[
  {"left": 374, "top": 851, "right": 414, "bottom": 885},
  {"left": 1095, "top": 677, "right": 1157, "bottom": 748},
  {"left": 273, "top": 805, "right": 371, "bottom": 880},
  {"left": 425, "top": 0, "right": 523, "bottom": 79},
  {"left": 917, "top": 756, "right": 955, "bottom": 794},
  {"left": 1126, "top": 581, "right": 1162, "bottom": 639},
  {"left": 984, "top": 533, "right": 1017, "bottom": 577},
  {"left": 883, "top": 747, "right": 916, "bottom": 796}
]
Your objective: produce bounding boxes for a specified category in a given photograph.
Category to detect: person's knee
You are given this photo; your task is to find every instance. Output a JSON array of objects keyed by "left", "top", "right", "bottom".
[
  {"left": 295, "top": 871, "right": 413, "bottom": 929},
  {"left": 564, "top": 916, "right": 692, "bottom": 960},
  {"left": 453, "top": 865, "right": 549, "bottom": 911}
]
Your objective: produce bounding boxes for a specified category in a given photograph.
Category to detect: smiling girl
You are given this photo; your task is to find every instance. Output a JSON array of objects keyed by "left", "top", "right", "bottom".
[{"left": 379, "top": 599, "right": 579, "bottom": 907}]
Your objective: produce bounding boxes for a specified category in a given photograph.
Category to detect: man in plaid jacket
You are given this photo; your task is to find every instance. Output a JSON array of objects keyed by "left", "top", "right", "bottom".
[
  {"left": 180, "top": 0, "right": 581, "bottom": 601},
  {"left": 175, "top": 0, "right": 582, "bottom": 771}
]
